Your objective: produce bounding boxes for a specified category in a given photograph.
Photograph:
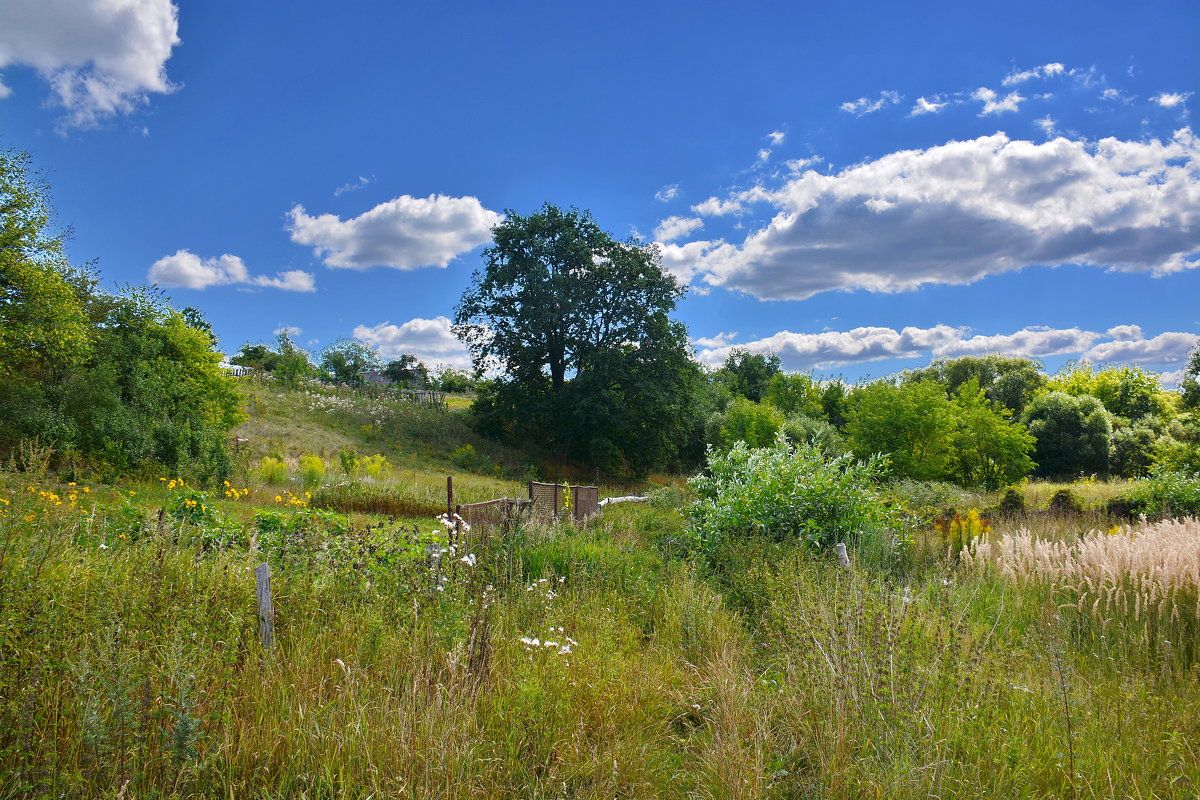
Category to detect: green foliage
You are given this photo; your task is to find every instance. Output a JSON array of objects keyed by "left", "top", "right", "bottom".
[
  {"left": 1110, "top": 422, "right": 1159, "bottom": 478},
  {"left": 359, "top": 453, "right": 391, "bottom": 479},
  {"left": 763, "top": 371, "right": 824, "bottom": 417},
  {"left": 713, "top": 349, "right": 782, "bottom": 403},
  {"left": 948, "top": 379, "right": 1036, "bottom": 489},
  {"left": 338, "top": 446, "right": 360, "bottom": 477},
  {"left": 258, "top": 456, "right": 287, "bottom": 484},
  {"left": 1046, "top": 488, "right": 1084, "bottom": 514},
  {"left": 846, "top": 380, "right": 956, "bottom": 482},
  {"left": 297, "top": 454, "right": 326, "bottom": 489},
  {"left": 1048, "top": 362, "right": 1170, "bottom": 422},
  {"left": 688, "top": 435, "right": 904, "bottom": 559},
  {"left": 0, "top": 150, "right": 93, "bottom": 383},
  {"left": 451, "top": 443, "right": 493, "bottom": 473},
  {"left": 382, "top": 354, "right": 429, "bottom": 387},
  {"left": 998, "top": 487, "right": 1027, "bottom": 515},
  {"left": 457, "top": 208, "right": 701, "bottom": 475},
  {"left": 711, "top": 397, "right": 784, "bottom": 449},
  {"left": 1022, "top": 391, "right": 1112, "bottom": 478},
  {"left": 431, "top": 367, "right": 478, "bottom": 393},
  {"left": 319, "top": 338, "right": 381, "bottom": 384},
  {"left": 1181, "top": 344, "right": 1200, "bottom": 411},
  {"left": 780, "top": 412, "right": 848, "bottom": 456},
  {"left": 905, "top": 354, "right": 1047, "bottom": 415},
  {"left": 1126, "top": 465, "right": 1200, "bottom": 517}
]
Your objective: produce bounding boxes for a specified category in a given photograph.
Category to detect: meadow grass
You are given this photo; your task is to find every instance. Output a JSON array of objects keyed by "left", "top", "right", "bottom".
[{"left": 1, "top": 382, "right": 1198, "bottom": 798}]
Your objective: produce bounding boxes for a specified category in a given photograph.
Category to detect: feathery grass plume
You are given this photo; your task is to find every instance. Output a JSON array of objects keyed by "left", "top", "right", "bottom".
[{"left": 964, "top": 516, "right": 1200, "bottom": 665}]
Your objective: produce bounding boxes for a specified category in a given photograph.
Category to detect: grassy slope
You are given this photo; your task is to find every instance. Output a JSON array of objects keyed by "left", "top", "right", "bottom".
[{"left": 0, "top": 380, "right": 1197, "bottom": 799}]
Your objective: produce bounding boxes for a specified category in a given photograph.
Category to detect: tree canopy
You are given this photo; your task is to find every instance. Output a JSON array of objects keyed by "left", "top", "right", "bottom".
[{"left": 454, "top": 203, "right": 697, "bottom": 475}]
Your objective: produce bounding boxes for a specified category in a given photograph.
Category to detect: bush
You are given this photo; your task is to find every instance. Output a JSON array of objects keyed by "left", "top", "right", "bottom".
[
  {"left": 1125, "top": 466, "right": 1200, "bottom": 517},
  {"left": 687, "top": 435, "right": 905, "bottom": 562},
  {"left": 359, "top": 454, "right": 391, "bottom": 480},
  {"left": 1046, "top": 488, "right": 1084, "bottom": 515},
  {"left": 259, "top": 456, "right": 287, "bottom": 484},
  {"left": 338, "top": 447, "right": 359, "bottom": 477},
  {"left": 298, "top": 454, "right": 326, "bottom": 489},
  {"left": 997, "top": 487, "right": 1026, "bottom": 515}
]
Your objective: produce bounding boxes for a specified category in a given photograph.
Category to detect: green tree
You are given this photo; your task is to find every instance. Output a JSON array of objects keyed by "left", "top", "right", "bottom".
[
  {"left": 905, "top": 355, "right": 1047, "bottom": 416},
  {"left": 1181, "top": 343, "right": 1200, "bottom": 410},
  {"left": 764, "top": 372, "right": 824, "bottom": 418},
  {"left": 846, "top": 380, "right": 956, "bottom": 481},
  {"left": 1021, "top": 391, "right": 1112, "bottom": 478},
  {"left": 455, "top": 203, "right": 698, "bottom": 474},
  {"left": 455, "top": 203, "right": 682, "bottom": 392},
  {"left": 710, "top": 397, "right": 785, "bottom": 450},
  {"left": 714, "top": 349, "right": 782, "bottom": 403},
  {"left": 0, "top": 149, "right": 93, "bottom": 382},
  {"left": 1048, "top": 362, "right": 1169, "bottom": 422},
  {"left": 382, "top": 354, "right": 429, "bottom": 387},
  {"left": 948, "top": 379, "right": 1036, "bottom": 488},
  {"left": 320, "top": 338, "right": 381, "bottom": 384}
]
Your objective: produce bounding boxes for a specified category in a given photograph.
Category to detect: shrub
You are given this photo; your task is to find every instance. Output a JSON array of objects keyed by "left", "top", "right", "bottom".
[
  {"left": 451, "top": 443, "right": 493, "bottom": 473},
  {"left": 359, "top": 453, "right": 391, "bottom": 480},
  {"left": 338, "top": 447, "right": 359, "bottom": 477},
  {"left": 298, "top": 454, "right": 326, "bottom": 489},
  {"left": 1046, "top": 488, "right": 1083, "bottom": 515},
  {"left": 1125, "top": 466, "right": 1200, "bottom": 517},
  {"left": 259, "top": 456, "right": 287, "bottom": 484},
  {"left": 687, "top": 435, "right": 905, "bottom": 561},
  {"left": 997, "top": 487, "right": 1026, "bottom": 515}
]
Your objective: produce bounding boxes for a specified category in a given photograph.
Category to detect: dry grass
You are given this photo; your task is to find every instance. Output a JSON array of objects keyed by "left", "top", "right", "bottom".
[{"left": 965, "top": 516, "right": 1200, "bottom": 664}]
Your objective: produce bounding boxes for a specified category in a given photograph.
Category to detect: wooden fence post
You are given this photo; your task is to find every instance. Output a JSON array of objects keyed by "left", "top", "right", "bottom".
[
  {"left": 834, "top": 543, "right": 850, "bottom": 568},
  {"left": 256, "top": 563, "right": 275, "bottom": 650},
  {"left": 447, "top": 476, "right": 454, "bottom": 517}
]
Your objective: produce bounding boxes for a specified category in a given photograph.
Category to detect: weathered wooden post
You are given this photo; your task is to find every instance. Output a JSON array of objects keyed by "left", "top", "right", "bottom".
[
  {"left": 255, "top": 563, "right": 275, "bottom": 650},
  {"left": 834, "top": 542, "right": 850, "bottom": 568},
  {"left": 447, "top": 475, "right": 454, "bottom": 517}
]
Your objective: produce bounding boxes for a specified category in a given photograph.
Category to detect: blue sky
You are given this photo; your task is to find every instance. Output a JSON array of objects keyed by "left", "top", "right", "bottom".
[{"left": 2, "top": 0, "right": 1198, "bottom": 384}]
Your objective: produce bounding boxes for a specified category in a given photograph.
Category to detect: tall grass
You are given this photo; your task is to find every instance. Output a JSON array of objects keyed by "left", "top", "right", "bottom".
[{"left": 964, "top": 516, "right": 1200, "bottom": 665}]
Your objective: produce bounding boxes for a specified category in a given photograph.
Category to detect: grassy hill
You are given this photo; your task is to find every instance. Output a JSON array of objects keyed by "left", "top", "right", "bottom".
[{"left": 1, "top": 379, "right": 1198, "bottom": 798}]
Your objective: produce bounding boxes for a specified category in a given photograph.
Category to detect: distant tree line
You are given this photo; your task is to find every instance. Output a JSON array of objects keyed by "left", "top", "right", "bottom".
[
  {"left": 228, "top": 336, "right": 481, "bottom": 393},
  {"left": 450, "top": 203, "right": 1200, "bottom": 482}
]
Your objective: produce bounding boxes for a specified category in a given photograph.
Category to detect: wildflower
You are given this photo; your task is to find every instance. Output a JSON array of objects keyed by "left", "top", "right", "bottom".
[
  {"left": 68, "top": 482, "right": 77, "bottom": 487},
  {"left": 275, "top": 495, "right": 283, "bottom": 503},
  {"left": 519, "top": 637, "right": 540, "bottom": 648},
  {"left": 81, "top": 487, "right": 90, "bottom": 493},
  {"left": 460, "top": 553, "right": 477, "bottom": 567},
  {"left": 99, "top": 543, "right": 109, "bottom": 550}
]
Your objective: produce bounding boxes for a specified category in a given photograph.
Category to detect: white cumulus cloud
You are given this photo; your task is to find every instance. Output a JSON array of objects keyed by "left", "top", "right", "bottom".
[
  {"left": 1152, "top": 92, "right": 1190, "bottom": 109},
  {"left": 973, "top": 87, "right": 1025, "bottom": 115},
  {"left": 147, "top": 250, "right": 315, "bottom": 292},
  {"left": 0, "top": 0, "right": 180, "bottom": 129},
  {"left": 287, "top": 194, "right": 502, "bottom": 270},
  {"left": 694, "top": 324, "right": 1199, "bottom": 373},
  {"left": 675, "top": 129, "right": 1200, "bottom": 301},
  {"left": 353, "top": 316, "right": 472, "bottom": 369},
  {"left": 653, "top": 215, "right": 704, "bottom": 242}
]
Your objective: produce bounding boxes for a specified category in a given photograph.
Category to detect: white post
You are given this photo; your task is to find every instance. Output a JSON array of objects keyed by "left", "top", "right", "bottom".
[{"left": 834, "top": 542, "right": 850, "bottom": 568}]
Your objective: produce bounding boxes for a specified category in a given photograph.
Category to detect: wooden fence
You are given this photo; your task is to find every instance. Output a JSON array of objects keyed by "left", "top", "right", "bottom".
[{"left": 448, "top": 478, "right": 601, "bottom": 532}]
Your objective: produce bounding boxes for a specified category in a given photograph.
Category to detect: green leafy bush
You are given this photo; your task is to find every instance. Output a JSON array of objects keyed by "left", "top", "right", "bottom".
[
  {"left": 687, "top": 435, "right": 905, "bottom": 560},
  {"left": 259, "top": 456, "right": 287, "bottom": 484},
  {"left": 1046, "top": 488, "right": 1084, "bottom": 515},
  {"left": 1125, "top": 466, "right": 1200, "bottom": 517},
  {"left": 298, "top": 454, "right": 326, "bottom": 489}
]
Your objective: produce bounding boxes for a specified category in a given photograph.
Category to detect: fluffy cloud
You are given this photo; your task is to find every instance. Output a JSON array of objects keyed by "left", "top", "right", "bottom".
[
  {"left": 1083, "top": 331, "right": 1199, "bottom": 364},
  {"left": 840, "top": 90, "right": 901, "bottom": 116},
  {"left": 147, "top": 250, "right": 315, "bottom": 292},
  {"left": 656, "top": 239, "right": 740, "bottom": 287},
  {"left": 655, "top": 184, "right": 680, "bottom": 202},
  {"left": 672, "top": 129, "right": 1200, "bottom": 301},
  {"left": 1034, "top": 115, "right": 1057, "bottom": 136},
  {"left": 1152, "top": 92, "right": 1190, "bottom": 108},
  {"left": 287, "top": 194, "right": 502, "bottom": 270},
  {"left": 0, "top": 0, "right": 180, "bottom": 128},
  {"left": 694, "top": 324, "right": 1199, "bottom": 372},
  {"left": 910, "top": 96, "right": 948, "bottom": 116},
  {"left": 352, "top": 316, "right": 472, "bottom": 369},
  {"left": 767, "top": 130, "right": 786, "bottom": 145},
  {"left": 1002, "top": 62, "right": 1065, "bottom": 86},
  {"left": 653, "top": 215, "right": 704, "bottom": 242},
  {"left": 973, "top": 87, "right": 1024, "bottom": 115}
]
